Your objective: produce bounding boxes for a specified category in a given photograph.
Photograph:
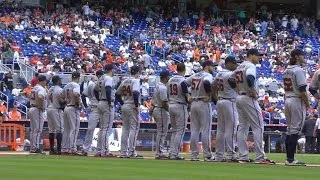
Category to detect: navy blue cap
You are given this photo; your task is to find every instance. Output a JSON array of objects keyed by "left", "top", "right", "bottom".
[
  {"left": 202, "top": 60, "right": 214, "bottom": 68},
  {"left": 51, "top": 75, "right": 61, "bottom": 84},
  {"left": 247, "top": 48, "right": 262, "bottom": 56},
  {"left": 291, "top": 48, "right": 304, "bottom": 57},
  {"left": 71, "top": 71, "right": 80, "bottom": 78},
  {"left": 130, "top": 65, "right": 140, "bottom": 74},
  {"left": 225, "top": 56, "right": 237, "bottom": 64},
  {"left": 105, "top": 64, "right": 114, "bottom": 71},
  {"left": 96, "top": 70, "right": 104, "bottom": 76},
  {"left": 160, "top": 70, "right": 170, "bottom": 78},
  {"left": 38, "top": 75, "right": 47, "bottom": 82}
]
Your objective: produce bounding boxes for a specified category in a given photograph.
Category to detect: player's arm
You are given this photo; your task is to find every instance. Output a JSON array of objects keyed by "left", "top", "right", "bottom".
[
  {"left": 93, "top": 83, "right": 100, "bottom": 101},
  {"left": 211, "top": 77, "right": 218, "bottom": 105},
  {"left": 132, "top": 79, "right": 141, "bottom": 109},
  {"left": 73, "top": 84, "right": 82, "bottom": 108},
  {"left": 203, "top": 74, "right": 213, "bottom": 100},
  {"left": 296, "top": 70, "right": 310, "bottom": 108},
  {"left": 181, "top": 81, "right": 192, "bottom": 104},
  {"left": 309, "top": 71, "right": 320, "bottom": 100},
  {"left": 104, "top": 77, "right": 113, "bottom": 105},
  {"left": 37, "top": 91, "right": 45, "bottom": 111},
  {"left": 159, "top": 86, "right": 169, "bottom": 111},
  {"left": 115, "top": 82, "right": 124, "bottom": 105},
  {"left": 246, "top": 65, "right": 257, "bottom": 99}
]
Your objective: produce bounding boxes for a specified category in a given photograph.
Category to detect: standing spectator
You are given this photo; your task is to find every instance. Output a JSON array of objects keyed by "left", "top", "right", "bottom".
[
  {"left": 290, "top": 15, "right": 299, "bottom": 31},
  {"left": 142, "top": 51, "right": 151, "bottom": 70},
  {"left": 314, "top": 116, "right": 320, "bottom": 153},
  {"left": 141, "top": 78, "right": 149, "bottom": 102},
  {"left": 2, "top": 72, "right": 13, "bottom": 93},
  {"left": 8, "top": 104, "right": 21, "bottom": 121},
  {"left": 303, "top": 115, "right": 316, "bottom": 153},
  {"left": 30, "top": 73, "right": 39, "bottom": 87}
]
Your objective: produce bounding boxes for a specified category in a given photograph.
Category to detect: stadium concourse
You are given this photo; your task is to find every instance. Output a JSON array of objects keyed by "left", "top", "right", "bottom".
[{"left": 0, "top": 0, "right": 320, "bottom": 160}]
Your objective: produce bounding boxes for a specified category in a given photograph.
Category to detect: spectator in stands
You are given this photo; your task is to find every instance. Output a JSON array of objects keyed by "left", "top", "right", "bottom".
[
  {"left": 30, "top": 73, "right": 39, "bottom": 87},
  {"left": 303, "top": 114, "right": 316, "bottom": 153},
  {"left": 141, "top": 78, "right": 149, "bottom": 102},
  {"left": 2, "top": 72, "right": 13, "bottom": 93},
  {"left": 8, "top": 104, "right": 21, "bottom": 121},
  {"left": 0, "top": 99, "right": 7, "bottom": 114}
]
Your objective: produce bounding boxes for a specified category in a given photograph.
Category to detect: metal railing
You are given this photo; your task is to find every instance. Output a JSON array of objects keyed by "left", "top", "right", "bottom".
[
  {"left": 0, "top": 91, "right": 28, "bottom": 118},
  {"left": 17, "top": 57, "right": 37, "bottom": 83},
  {"left": 0, "top": 62, "right": 11, "bottom": 73}
]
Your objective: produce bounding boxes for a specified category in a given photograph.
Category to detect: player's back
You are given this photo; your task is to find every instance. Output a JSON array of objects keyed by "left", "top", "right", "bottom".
[
  {"left": 98, "top": 74, "right": 115, "bottom": 101},
  {"left": 187, "top": 71, "right": 213, "bottom": 98},
  {"left": 117, "top": 77, "right": 140, "bottom": 104},
  {"left": 153, "top": 82, "right": 167, "bottom": 107},
  {"left": 64, "top": 82, "right": 80, "bottom": 106},
  {"left": 234, "top": 61, "right": 257, "bottom": 94},
  {"left": 30, "top": 84, "right": 47, "bottom": 108},
  {"left": 283, "top": 65, "right": 306, "bottom": 98},
  {"left": 309, "top": 69, "right": 320, "bottom": 91},
  {"left": 85, "top": 81, "right": 99, "bottom": 104},
  {"left": 215, "top": 69, "right": 237, "bottom": 99},
  {"left": 168, "top": 75, "right": 187, "bottom": 104},
  {"left": 48, "top": 85, "right": 63, "bottom": 108}
]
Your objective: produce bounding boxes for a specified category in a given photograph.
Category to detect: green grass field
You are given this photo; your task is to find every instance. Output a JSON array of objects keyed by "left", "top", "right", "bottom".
[{"left": 0, "top": 153, "right": 320, "bottom": 180}]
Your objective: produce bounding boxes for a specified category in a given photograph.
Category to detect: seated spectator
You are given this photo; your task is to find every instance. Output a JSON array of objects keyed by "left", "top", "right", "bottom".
[
  {"left": 8, "top": 105, "right": 21, "bottom": 121},
  {"left": 0, "top": 100, "right": 7, "bottom": 113},
  {"left": 30, "top": 54, "right": 40, "bottom": 66}
]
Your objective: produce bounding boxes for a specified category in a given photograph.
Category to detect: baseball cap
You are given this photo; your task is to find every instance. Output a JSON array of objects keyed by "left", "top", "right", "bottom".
[
  {"left": 291, "top": 48, "right": 304, "bottom": 57},
  {"left": 38, "top": 75, "right": 47, "bottom": 82},
  {"left": 96, "top": 70, "right": 104, "bottom": 76},
  {"left": 225, "top": 56, "right": 237, "bottom": 64},
  {"left": 130, "top": 65, "right": 140, "bottom": 74},
  {"left": 159, "top": 70, "right": 170, "bottom": 79},
  {"left": 51, "top": 75, "right": 61, "bottom": 84},
  {"left": 104, "top": 64, "right": 114, "bottom": 71},
  {"left": 71, "top": 71, "right": 81, "bottom": 78},
  {"left": 202, "top": 60, "right": 215, "bottom": 68},
  {"left": 247, "top": 48, "right": 261, "bottom": 57}
]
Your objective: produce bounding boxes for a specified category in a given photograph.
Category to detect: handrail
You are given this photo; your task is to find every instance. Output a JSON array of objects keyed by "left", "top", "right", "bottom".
[
  {"left": 17, "top": 57, "right": 37, "bottom": 83},
  {"left": 0, "top": 91, "right": 28, "bottom": 118}
]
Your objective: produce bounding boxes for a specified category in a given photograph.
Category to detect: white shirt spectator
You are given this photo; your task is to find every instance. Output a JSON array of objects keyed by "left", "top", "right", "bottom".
[
  {"left": 290, "top": 17, "right": 299, "bottom": 31},
  {"left": 14, "top": 24, "right": 24, "bottom": 31},
  {"left": 158, "top": 61, "right": 167, "bottom": 68},
  {"left": 119, "top": 44, "right": 128, "bottom": 53},
  {"left": 30, "top": 35, "right": 40, "bottom": 43},
  {"left": 82, "top": 4, "right": 90, "bottom": 16},
  {"left": 186, "top": 49, "right": 194, "bottom": 59},
  {"left": 13, "top": 51, "right": 19, "bottom": 61},
  {"left": 185, "top": 61, "right": 193, "bottom": 76},
  {"left": 141, "top": 81, "right": 149, "bottom": 97},
  {"left": 281, "top": 16, "right": 288, "bottom": 28},
  {"left": 258, "top": 87, "right": 265, "bottom": 101}
]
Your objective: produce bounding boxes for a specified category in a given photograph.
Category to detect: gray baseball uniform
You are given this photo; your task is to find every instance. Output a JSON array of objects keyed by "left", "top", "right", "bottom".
[
  {"left": 185, "top": 71, "right": 213, "bottom": 159},
  {"left": 284, "top": 65, "right": 307, "bottom": 135},
  {"left": 152, "top": 81, "right": 169, "bottom": 157},
  {"left": 213, "top": 69, "right": 238, "bottom": 161},
  {"left": 96, "top": 75, "right": 115, "bottom": 155},
  {"left": 116, "top": 77, "right": 141, "bottom": 157},
  {"left": 61, "top": 82, "right": 81, "bottom": 153},
  {"left": 47, "top": 85, "right": 64, "bottom": 134},
  {"left": 82, "top": 80, "right": 100, "bottom": 152},
  {"left": 28, "top": 84, "right": 47, "bottom": 151},
  {"left": 167, "top": 75, "right": 188, "bottom": 158},
  {"left": 233, "top": 61, "right": 265, "bottom": 162}
]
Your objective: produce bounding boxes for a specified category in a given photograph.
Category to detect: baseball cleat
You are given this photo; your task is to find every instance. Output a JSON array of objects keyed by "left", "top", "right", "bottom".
[
  {"left": 94, "top": 153, "right": 102, "bottom": 157},
  {"left": 30, "top": 149, "right": 44, "bottom": 154},
  {"left": 155, "top": 155, "right": 169, "bottom": 160},
  {"left": 190, "top": 158, "right": 200, "bottom": 161},
  {"left": 226, "top": 159, "right": 239, "bottom": 163},
  {"left": 238, "top": 159, "right": 254, "bottom": 164},
  {"left": 204, "top": 156, "right": 216, "bottom": 162},
  {"left": 49, "top": 151, "right": 56, "bottom": 155},
  {"left": 255, "top": 159, "right": 276, "bottom": 165},
  {"left": 77, "top": 151, "right": 88, "bottom": 156},
  {"left": 104, "top": 153, "right": 117, "bottom": 158},
  {"left": 285, "top": 160, "right": 306, "bottom": 166},
  {"left": 118, "top": 155, "right": 129, "bottom": 158},
  {"left": 169, "top": 156, "right": 185, "bottom": 160},
  {"left": 129, "top": 154, "right": 143, "bottom": 159}
]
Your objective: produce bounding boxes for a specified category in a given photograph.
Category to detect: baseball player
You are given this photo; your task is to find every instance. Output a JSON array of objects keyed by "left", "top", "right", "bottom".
[
  {"left": 152, "top": 70, "right": 171, "bottom": 159},
  {"left": 232, "top": 49, "right": 274, "bottom": 164},
  {"left": 212, "top": 56, "right": 239, "bottom": 162},
  {"left": 61, "top": 71, "right": 82, "bottom": 155},
  {"left": 284, "top": 49, "right": 309, "bottom": 166},
  {"left": 81, "top": 70, "right": 104, "bottom": 156},
  {"left": 116, "top": 65, "right": 143, "bottom": 158},
  {"left": 95, "top": 65, "right": 117, "bottom": 157},
  {"left": 168, "top": 63, "right": 190, "bottom": 160},
  {"left": 28, "top": 75, "right": 47, "bottom": 153},
  {"left": 47, "top": 75, "right": 64, "bottom": 155},
  {"left": 185, "top": 60, "right": 215, "bottom": 161}
]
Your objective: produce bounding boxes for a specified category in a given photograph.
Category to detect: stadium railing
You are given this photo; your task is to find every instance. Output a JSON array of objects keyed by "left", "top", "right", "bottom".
[{"left": 0, "top": 123, "right": 25, "bottom": 151}]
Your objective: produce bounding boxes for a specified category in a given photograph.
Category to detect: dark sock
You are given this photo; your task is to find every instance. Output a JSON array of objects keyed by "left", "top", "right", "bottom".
[
  {"left": 56, "top": 133, "right": 62, "bottom": 152},
  {"left": 285, "top": 135, "right": 290, "bottom": 160},
  {"left": 288, "top": 134, "right": 299, "bottom": 162},
  {"left": 49, "top": 133, "right": 55, "bottom": 152}
]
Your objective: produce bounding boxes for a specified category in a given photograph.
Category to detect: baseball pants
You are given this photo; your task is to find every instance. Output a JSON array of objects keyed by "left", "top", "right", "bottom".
[
  {"left": 169, "top": 103, "right": 188, "bottom": 157},
  {"left": 28, "top": 107, "right": 45, "bottom": 151},
  {"left": 190, "top": 101, "right": 213, "bottom": 159},
  {"left": 120, "top": 104, "right": 140, "bottom": 156},
  {"left": 62, "top": 106, "right": 80, "bottom": 153},
  {"left": 96, "top": 101, "right": 114, "bottom": 155},
  {"left": 83, "top": 105, "right": 99, "bottom": 152},
  {"left": 236, "top": 95, "right": 265, "bottom": 161},
  {"left": 215, "top": 99, "right": 238, "bottom": 161},
  {"left": 47, "top": 108, "right": 64, "bottom": 133},
  {"left": 153, "top": 107, "right": 170, "bottom": 156}
]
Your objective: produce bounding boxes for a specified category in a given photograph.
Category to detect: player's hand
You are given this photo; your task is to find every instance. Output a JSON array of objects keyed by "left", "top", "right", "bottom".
[{"left": 187, "top": 96, "right": 193, "bottom": 104}]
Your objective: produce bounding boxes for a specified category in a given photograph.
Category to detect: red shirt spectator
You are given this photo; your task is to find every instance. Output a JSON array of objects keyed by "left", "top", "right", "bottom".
[
  {"left": 30, "top": 73, "right": 39, "bottom": 87},
  {"left": 30, "top": 55, "right": 40, "bottom": 66}
]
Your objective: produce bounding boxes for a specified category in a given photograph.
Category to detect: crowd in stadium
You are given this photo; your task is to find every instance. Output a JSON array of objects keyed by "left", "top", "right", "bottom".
[{"left": 0, "top": 0, "right": 320, "bottom": 155}]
